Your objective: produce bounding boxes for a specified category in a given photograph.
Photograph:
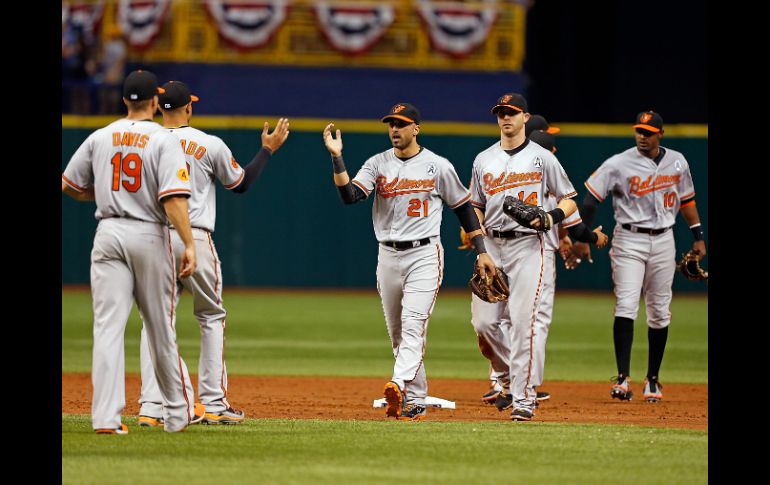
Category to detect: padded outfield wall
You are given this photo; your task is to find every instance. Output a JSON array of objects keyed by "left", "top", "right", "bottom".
[{"left": 62, "top": 118, "right": 708, "bottom": 292}]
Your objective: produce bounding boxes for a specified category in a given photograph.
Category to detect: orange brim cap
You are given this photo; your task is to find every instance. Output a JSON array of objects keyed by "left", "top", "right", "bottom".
[
  {"left": 382, "top": 114, "right": 415, "bottom": 123},
  {"left": 491, "top": 104, "right": 524, "bottom": 114},
  {"left": 633, "top": 124, "right": 661, "bottom": 133},
  {"left": 547, "top": 126, "right": 560, "bottom": 134}
]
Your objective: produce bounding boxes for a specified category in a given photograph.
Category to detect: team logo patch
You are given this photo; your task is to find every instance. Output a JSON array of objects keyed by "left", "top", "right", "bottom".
[
  {"left": 178, "top": 168, "right": 190, "bottom": 181},
  {"left": 533, "top": 157, "right": 542, "bottom": 168},
  {"left": 231, "top": 157, "right": 239, "bottom": 169},
  {"left": 674, "top": 159, "right": 682, "bottom": 171},
  {"left": 427, "top": 164, "right": 436, "bottom": 175},
  {"left": 640, "top": 113, "right": 652, "bottom": 123}
]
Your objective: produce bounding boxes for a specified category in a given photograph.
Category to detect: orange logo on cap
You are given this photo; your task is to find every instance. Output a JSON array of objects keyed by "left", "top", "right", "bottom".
[
  {"left": 640, "top": 113, "right": 652, "bottom": 123},
  {"left": 392, "top": 105, "right": 405, "bottom": 113},
  {"left": 500, "top": 95, "right": 513, "bottom": 103}
]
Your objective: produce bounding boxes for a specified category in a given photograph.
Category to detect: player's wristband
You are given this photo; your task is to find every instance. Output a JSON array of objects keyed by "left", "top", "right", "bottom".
[
  {"left": 690, "top": 223, "right": 704, "bottom": 241},
  {"left": 332, "top": 155, "right": 347, "bottom": 174},
  {"left": 470, "top": 234, "right": 487, "bottom": 255},
  {"left": 547, "top": 208, "right": 566, "bottom": 225}
]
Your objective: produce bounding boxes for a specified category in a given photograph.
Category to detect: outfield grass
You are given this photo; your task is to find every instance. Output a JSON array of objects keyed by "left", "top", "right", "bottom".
[
  {"left": 61, "top": 289, "right": 707, "bottom": 383},
  {"left": 62, "top": 414, "right": 706, "bottom": 485}
]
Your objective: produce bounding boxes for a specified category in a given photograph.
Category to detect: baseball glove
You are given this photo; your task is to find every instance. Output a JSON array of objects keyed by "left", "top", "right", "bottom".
[
  {"left": 469, "top": 266, "right": 510, "bottom": 303},
  {"left": 502, "top": 196, "right": 551, "bottom": 232},
  {"left": 677, "top": 251, "right": 708, "bottom": 281},
  {"left": 458, "top": 228, "right": 472, "bottom": 250}
]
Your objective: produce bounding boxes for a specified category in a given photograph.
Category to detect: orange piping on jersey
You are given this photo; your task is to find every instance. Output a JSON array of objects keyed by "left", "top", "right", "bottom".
[
  {"left": 206, "top": 231, "right": 229, "bottom": 403},
  {"left": 157, "top": 188, "right": 192, "bottom": 200},
  {"left": 584, "top": 181, "right": 604, "bottom": 201},
  {"left": 561, "top": 217, "right": 583, "bottom": 228},
  {"left": 679, "top": 200, "right": 695, "bottom": 208},
  {"left": 61, "top": 175, "right": 85, "bottom": 192},
  {"left": 471, "top": 199, "right": 485, "bottom": 208},
  {"left": 380, "top": 188, "right": 435, "bottom": 198},
  {"left": 680, "top": 191, "right": 695, "bottom": 200},
  {"left": 556, "top": 191, "right": 577, "bottom": 202},
  {"left": 410, "top": 244, "right": 443, "bottom": 382},
  {"left": 224, "top": 169, "right": 245, "bottom": 190},
  {"left": 524, "top": 235, "right": 545, "bottom": 400},
  {"left": 448, "top": 193, "right": 472, "bottom": 209},
  {"left": 486, "top": 181, "right": 540, "bottom": 196},
  {"left": 351, "top": 179, "right": 370, "bottom": 195}
]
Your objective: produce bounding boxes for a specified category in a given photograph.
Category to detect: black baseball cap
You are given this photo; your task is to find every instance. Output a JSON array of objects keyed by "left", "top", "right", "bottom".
[
  {"left": 525, "top": 114, "right": 560, "bottom": 137},
  {"left": 158, "top": 81, "right": 200, "bottom": 110},
  {"left": 122, "top": 70, "right": 164, "bottom": 101},
  {"left": 381, "top": 103, "right": 421, "bottom": 124},
  {"left": 491, "top": 93, "right": 528, "bottom": 114},
  {"left": 633, "top": 110, "right": 664, "bottom": 133},
  {"left": 529, "top": 130, "right": 556, "bottom": 152}
]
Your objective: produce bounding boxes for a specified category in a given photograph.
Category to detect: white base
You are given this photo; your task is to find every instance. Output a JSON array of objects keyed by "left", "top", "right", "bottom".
[{"left": 372, "top": 396, "right": 456, "bottom": 409}]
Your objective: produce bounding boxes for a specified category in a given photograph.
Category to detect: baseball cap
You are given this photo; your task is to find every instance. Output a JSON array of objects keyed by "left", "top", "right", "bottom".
[
  {"left": 491, "top": 93, "right": 528, "bottom": 114},
  {"left": 529, "top": 130, "right": 556, "bottom": 152},
  {"left": 122, "top": 70, "right": 164, "bottom": 101},
  {"left": 525, "top": 114, "right": 561, "bottom": 137},
  {"left": 633, "top": 110, "right": 664, "bottom": 133},
  {"left": 381, "top": 103, "right": 421, "bottom": 124},
  {"left": 158, "top": 81, "right": 200, "bottom": 110}
]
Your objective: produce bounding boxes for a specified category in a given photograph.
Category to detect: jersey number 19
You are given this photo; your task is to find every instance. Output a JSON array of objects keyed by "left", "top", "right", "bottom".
[{"left": 110, "top": 153, "right": 143, "bottom": 192}]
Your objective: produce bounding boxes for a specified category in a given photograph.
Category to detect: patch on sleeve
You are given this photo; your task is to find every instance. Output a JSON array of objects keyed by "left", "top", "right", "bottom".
[
  {"left": 177, "top": 168, "right": 190, "bottom": 182},
  {"left": 231, "top": 157, "right": 239, "bottom": 169}
]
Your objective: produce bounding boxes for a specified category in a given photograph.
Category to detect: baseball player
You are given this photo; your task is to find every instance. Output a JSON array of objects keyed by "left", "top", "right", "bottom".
[
  {"left": 469, "top": 94, "right": 581, "bottom": 421},
  {"left": 525, "top": 114, "right": 561, "bottom": 138},
  {"left": 322, "top": 103, "right": 497, "bottom": 421},
  {"left": 473, "top": 122, "right": 607, "bottom": 411},
  {"left": 574, "top": 110, "right": 706, "bottom": 402},
  {"left": 61, "top": 70, "right": 198, "bottom": 434},
  {"left": 136, "top": 81, "right": 290, "bottom": 426}
]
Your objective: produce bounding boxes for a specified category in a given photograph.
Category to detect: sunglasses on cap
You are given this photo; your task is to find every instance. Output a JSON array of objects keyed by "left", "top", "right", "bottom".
[
  {"left": 635, "top": 128, "right": 657, "bottom": 137},
  {"left": 496, "top": 107, "right": 520, "bottom": 119}
]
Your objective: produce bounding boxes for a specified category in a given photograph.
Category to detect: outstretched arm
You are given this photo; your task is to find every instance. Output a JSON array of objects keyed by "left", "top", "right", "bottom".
[
  {"left": 232, "top": 118, "right": 290, "bottom": 194},
  {"left": 323, "top": 122, "right": 367, "bottom": 204}
]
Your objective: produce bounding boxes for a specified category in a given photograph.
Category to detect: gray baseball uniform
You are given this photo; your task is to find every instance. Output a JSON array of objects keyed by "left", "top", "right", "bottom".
[
  {"left": 585, "top": 146, "right": 695, "bottom": 327},
  {"left": 470, "top": 140, "right": 576, "bottom": 414},
  {"left": 352, "top": 147, "right": 471, "bottom": 406},
  {"left": 62, "top": 118, "right": 195, "bottom": 432},
  {"left": 138, "top": 126, "right": 246, "bottom": 418}
]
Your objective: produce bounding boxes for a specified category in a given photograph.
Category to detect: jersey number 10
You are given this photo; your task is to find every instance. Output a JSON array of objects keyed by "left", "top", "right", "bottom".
[{"left": 110, "top": 153, "right": 142, "bottom": 192}]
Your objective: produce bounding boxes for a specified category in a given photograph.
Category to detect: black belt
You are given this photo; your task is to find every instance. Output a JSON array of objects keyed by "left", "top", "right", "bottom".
[
  {"left": 490, "top": 229, "right": 536, "bottom": 239},
  {"left": 381, "top": 238, "right": 431, "bottom": 250},
  {"left": 621, "top": 224, "right": 671, "bottom": 235}
]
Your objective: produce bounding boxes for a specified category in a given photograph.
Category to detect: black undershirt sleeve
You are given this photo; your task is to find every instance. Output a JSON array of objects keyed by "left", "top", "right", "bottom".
[
  {"left": 337, "top": 183, "right": 367, "bottom": 204},
  {"left": 580, "top": 192, "right": 601, "bottom": 228},
  {"left": 567, "top": 222, "right": 599, "bottom": 244},
  {"left": 454, "top": 202, "right": 487, "bottom": 254},
  {"left": 231, "top": 147, "right": 272, "bottom": 194}
]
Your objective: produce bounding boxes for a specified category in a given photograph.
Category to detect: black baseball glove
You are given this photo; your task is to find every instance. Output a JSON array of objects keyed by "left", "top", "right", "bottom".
[
  {"left": 677, "top": 251, "right": 708, "bottom": 282},
  {"left": 469, "top": 266, "right": 510, "bottom": 303},
  {"left": 502, "top": 196, "right": 551, "bottom": 232}
]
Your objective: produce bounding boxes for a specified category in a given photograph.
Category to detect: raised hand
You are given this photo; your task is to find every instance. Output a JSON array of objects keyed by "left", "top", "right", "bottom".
[
  {"left": 323, "top": 122, "right": 343, "bottom": 157},
  {"left": 593, "top": 225, "right": 608, "bottom": 248},
  {"left": 262, "top": 118, "right": 290, "bottom": 153}
]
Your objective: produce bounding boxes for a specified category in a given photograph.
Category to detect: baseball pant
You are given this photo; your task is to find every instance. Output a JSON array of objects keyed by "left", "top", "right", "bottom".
[
  {"left": 532, "top": 250, "right": 556, "bottom": 388},
  {"left": 90, "top": 218, "right": 193, "bottom": 432},
  {"left": 139, "top": 228, "right": 231, "bottom": 416},
  {"left": 610, "top": 226, "right": 676, "bottom": 328},
  {"left": 377, "top": 238, "right": 443, "bottom": 406},
  {"left": 471, "top": 234, "right": 545, "bottom": 412}
]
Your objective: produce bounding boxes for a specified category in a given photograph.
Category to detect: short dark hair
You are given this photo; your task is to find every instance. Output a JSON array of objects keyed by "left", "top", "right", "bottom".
[{"left": 125, "top": 99, "right": 153, "bottom": 111}]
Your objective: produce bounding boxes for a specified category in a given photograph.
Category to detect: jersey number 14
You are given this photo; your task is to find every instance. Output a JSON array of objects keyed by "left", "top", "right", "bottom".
[{"left": 110, "top": 153, "right": 142, "bottom": 192}]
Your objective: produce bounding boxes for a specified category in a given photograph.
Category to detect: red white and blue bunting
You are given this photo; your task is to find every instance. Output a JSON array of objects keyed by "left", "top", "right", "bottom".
[
  {"left": 416, "top": 0, "right": 499, "bottom": 58},
  {"left": 314, "top": 2, "right": 395, "bottom": 55},
  {"left": 117, "top": 0, "right": 171, "bottom": 50},
  {"left": 62, "top": 1, "right": 105, "bottom": 38},
  {"left": 204, "top": 0, "right": 291, "bottom": 51}
]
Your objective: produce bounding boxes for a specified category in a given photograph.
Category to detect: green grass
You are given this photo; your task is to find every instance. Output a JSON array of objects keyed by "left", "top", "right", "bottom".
[
  {"left": 61, "top": 289, "right": 707, "bottom": 383},
  {"left": 62, "top": 414, "right": 707, "bottom": 485}
]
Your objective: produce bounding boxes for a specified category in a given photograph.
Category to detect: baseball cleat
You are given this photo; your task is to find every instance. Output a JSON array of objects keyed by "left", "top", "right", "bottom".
[
  {"left": 643, "top": 378, "right": 663, "bottom": 403},
  {"left": 494, "top": 393, "right": 513, "bottom": 411},
  {"left": 536, "top": 391, "right": 551, "bottom": 401},
  {"left": 510, "top": 407, "right": 534, "bottom": 421},
  {"left": 610, "top": 375, "right": 633, "bottom": 401},
  {"left": 95, "top": 423, "right": 129, "bottom": 435},
  {"left": 383, "top": 381, "right": 404, "bottom": 418},
  {"left": 398, "top": 404, "right": 427, "bottom": 421},
  {"left": 138, "top": 415, "right": 163, "bottom": 427},
  {"left": 482, "top": 387, "right": 502, "bottom": 404},
  {"left": 190, "top": 402, "right": 206, "bottom": 424},
  {"left": 202, "top": 407, "right": 245, "bottom": 425}
]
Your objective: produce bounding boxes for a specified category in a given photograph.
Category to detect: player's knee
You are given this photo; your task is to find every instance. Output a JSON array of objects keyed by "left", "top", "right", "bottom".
[{"left": 647, "top": 312, "right": 671, "bottom": 329}]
